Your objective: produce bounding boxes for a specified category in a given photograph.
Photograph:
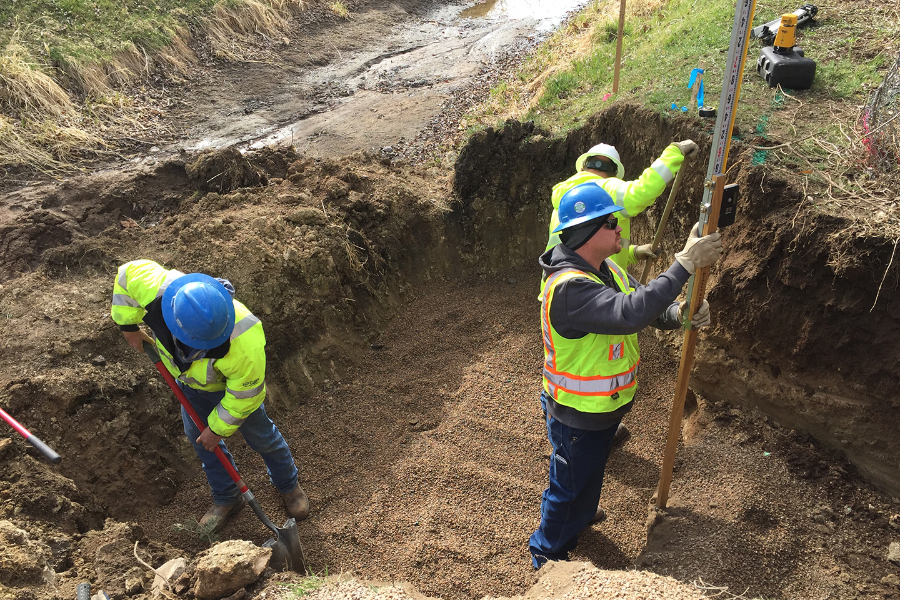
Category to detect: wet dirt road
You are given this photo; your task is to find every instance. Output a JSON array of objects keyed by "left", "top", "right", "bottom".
[{"left": 178, "top": 0, "right": 590, "bottom": 157}]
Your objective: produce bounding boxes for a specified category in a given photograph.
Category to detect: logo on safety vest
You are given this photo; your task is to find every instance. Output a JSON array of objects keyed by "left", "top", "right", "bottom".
[{"left": 574, "top": 201, "right": 586, "bottom": 214}]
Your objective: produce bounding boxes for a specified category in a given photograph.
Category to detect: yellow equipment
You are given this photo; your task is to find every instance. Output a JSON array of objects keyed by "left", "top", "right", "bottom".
[{"left": 773, "top": 14, "right": 798, "bottom": 53}]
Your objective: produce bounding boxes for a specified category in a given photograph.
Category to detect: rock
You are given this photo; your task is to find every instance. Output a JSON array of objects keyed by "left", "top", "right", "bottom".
[
  {"left": 0, "top": 520, "right": 55, "bottom": 586},
  {"left": 92, "top": 355, "right": 107, "bottom": 367},
  {"left": 151, "top": 557, "right": 186, "bottom": 597},
  {"left": 882, "top": 574, "right": 900, "bottom": 586},
  {"left": 888, "top": 541, "right": 900, "bottom": 564},
  {"left": 287, "top": 207, "right": 326, "bottom": 226},
  {"left": 124, "top": 576, "right": 143, "bottom": 595},
  {"left": 192, "top": 540, "right": 270, "bottom": 599},
  {"left": 223, "top": 590, "right": 247, "bottom": 600},
  {"left": 324, "top": 177, "right": 350, "bottom": 199}
]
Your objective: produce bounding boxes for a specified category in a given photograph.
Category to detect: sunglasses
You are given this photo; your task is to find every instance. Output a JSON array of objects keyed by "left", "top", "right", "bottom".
[{"left": 601, "top": 216, "right": 618, "bottom": 230}]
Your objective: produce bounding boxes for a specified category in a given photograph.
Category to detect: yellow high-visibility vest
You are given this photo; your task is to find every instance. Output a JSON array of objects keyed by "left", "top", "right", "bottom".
[
  {"left": 111, "top": 259, "right": 267, "bottom": 436},
  {"left": 540, "top": 261, "right": 640, "bottom": 413}
]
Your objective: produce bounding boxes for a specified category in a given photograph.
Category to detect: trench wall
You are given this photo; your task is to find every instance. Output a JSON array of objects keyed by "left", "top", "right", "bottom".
[{"left": 451, "top": 105, "right": 900, "bottom": 496}]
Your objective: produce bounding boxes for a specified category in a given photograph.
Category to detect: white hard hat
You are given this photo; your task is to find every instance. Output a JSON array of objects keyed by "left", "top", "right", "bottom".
[{"left": 575, "top": 143, "right": 625, "bottom": 179}]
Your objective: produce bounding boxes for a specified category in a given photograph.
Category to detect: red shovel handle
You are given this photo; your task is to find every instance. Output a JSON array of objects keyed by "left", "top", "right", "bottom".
[
  {"left": 142, "top": 342, "right": 248, "bottom": 494},
  {"left": 0, "top": 407, "right": 62, "bottom": 464}
]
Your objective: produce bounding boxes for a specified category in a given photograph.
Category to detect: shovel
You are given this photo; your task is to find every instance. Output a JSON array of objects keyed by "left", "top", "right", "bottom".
[
  {"left": 1, "top": 407, "right": 61, "bottom": 464},
  {"left": 142, "top": 341, "right": 306, "bottom": 572}
]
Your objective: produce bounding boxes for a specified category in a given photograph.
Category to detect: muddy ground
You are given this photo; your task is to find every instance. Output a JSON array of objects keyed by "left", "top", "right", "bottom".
[
  {"left": 2, "top": 105, "right": 900, "bottom": 600},
  {"left": 3, "top": 0, "right": 900, "bottom": 599}
]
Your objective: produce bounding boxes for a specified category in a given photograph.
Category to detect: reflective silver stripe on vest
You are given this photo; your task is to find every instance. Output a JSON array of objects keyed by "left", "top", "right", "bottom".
[
  {"left": 207, "top": 359, "right": 218, "bottom": 385},
  {"left": 178, "top": 374, "right": 204, "bottom": 386},
  {"left": 542, "top": 364, "right": 638, "bottom": 395},
  {"left": 651, "top": 159, "right": 674, "bottom": 183},
  {"left": 112, "top": 294, "right": 141, "bottom": 308},
  {"left": 230, "top": 314, "right": 260, "bottom": 339},
  {"left": 610, "top": 343, "right": 623, "bottom": 360},
  {"left": 155, "top": 270, "right": 186, "bottom": 299},
  {"left": 541, "top": 269, "right": 591, "bottom": 371},
  {"left": 227, "top": 381, "right": 265, "bottom": 399},
  {"left": 611, "top": 183, "right": 633, "bottom": 217},
  {"left": 117, "top": 270, "right": 129, "bottom": 292},
  {"left": 216, "top": 404, "right": 246, "bottom": 427},
  {"left": 606, "top": 259, "right": 629, "bottom": 287}
]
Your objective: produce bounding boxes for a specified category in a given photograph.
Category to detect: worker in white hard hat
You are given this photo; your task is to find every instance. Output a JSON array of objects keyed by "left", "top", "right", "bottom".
[
  {"left": 545, "top": 140, "right": 699, "bottom": 270},
  {"left": 541, "top": 140, "right": 698, "bottom": 448}
]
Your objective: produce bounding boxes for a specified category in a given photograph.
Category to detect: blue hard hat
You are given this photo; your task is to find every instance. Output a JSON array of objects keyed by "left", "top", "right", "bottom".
[
  {"left": 552, "top": 182, "right": 622, "bottom": 233},
  {"left": 162, "top": 273, "right": 236, "bottom": 350}
]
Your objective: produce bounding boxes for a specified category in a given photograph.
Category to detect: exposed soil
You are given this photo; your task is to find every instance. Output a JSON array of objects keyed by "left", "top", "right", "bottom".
[{"left": 2, "top": 1, "right": 900, "bottom": 600}]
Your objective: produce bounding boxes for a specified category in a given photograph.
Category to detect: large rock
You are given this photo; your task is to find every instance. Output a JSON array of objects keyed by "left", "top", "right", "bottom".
[
  {"left": 192, "top": 541, "right": 270, "bottom": 600},
  {"left": 0, "top": 520, "right": 56, "bottom": 587}
]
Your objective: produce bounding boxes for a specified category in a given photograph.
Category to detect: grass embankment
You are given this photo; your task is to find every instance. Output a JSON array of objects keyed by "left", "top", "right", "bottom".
[
  {"left": 0, "top": 0, "right": 307, "bottom": 174},
  {"left": 468, "top": 0, "right": 899, "bottom": 218}
]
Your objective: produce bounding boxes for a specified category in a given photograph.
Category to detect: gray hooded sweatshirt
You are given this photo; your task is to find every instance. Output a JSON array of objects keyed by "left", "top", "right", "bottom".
[{"left": 538, "top": 243, "right": 691, "bottom": 430}]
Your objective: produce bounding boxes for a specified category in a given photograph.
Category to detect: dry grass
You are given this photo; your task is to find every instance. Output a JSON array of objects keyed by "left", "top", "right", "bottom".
[
  {"left": 204, "top": 0, "right": 295, "bottom": 60},
  {"left": 0, "top": 33, "right": 104, "bottom": 172},
  {"left": 0, "top": 114, "right": 104, "bottom": 175},
  {"left": 0, "top": 0, "right": 309, "bottom": 173},
  {"left": 0, "top": 35, "right": 73, "bottom": 117}
]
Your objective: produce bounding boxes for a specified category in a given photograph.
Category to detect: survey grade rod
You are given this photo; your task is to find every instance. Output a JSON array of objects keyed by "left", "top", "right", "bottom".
[{"left": 655, "top": 0, "right": 757, "bottom": 510}]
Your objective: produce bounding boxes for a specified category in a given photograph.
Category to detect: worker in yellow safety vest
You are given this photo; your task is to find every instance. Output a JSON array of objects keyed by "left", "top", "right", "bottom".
[
  {"left": 542, "top": 139, "right": 699, "bottom": 446},
  {"left": 529, "top": 182, "right": 722, "bottom": 569},
  {"left": 111, "top": 259, "right": 309, "bottom": 533},
  {"left": 545, "top": 140, "right": 699, "bottom": 268}
]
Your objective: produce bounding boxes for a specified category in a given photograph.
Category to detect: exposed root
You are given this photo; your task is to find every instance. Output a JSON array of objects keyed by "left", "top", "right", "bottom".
[{"left": 133, "top": 541, "right": 171, "bottom": 591}]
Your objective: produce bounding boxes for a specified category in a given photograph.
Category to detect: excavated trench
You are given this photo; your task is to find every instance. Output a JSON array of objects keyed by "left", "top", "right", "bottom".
[{"left": 1, "top": 106, "right": 899, "bottom": 600}]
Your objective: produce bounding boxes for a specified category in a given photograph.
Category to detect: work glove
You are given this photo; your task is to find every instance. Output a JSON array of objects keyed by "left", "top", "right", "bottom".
[
  {"left": 678, "top": 299, "right": 711, "bottom": 329},
  {"left": 633, "top": 244, "right": 657, "bottom": 260},
  {"left": 674, "top": 223, "right": 722, "bottom": 274},
  {"left": 675, "top": 139, "right": 699, "bottom": 158}
]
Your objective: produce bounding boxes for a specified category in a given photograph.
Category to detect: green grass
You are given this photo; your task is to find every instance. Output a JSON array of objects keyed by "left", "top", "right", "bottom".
[
  {"left": 481, "top": 0, "right": 895, "bottom": 129},
  {"left": 281, "top": 573, "right": 327, "bottom": 597},
  {"left": 0, "top": 0, "right": 228, "bottom": 67}
]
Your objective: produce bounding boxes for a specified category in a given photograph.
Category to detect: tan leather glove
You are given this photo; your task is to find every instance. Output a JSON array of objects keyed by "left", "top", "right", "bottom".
[
  {"left": 675, "top": 139, "right": 699, "bottom": 158},
  {"left": 675, "top": 223, "right": 722, "bottom": 274},
  {"left": 678, "top": 299, "right": 711, "bottom": 328},
  {"left": 633, "top": 244, "right": 657, "bottom": 260}
]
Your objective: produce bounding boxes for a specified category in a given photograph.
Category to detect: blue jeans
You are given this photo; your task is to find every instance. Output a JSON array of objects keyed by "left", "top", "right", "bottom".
[
  {"left": 178, "top": 384, "right": 298, "bottom": 506},
  {"left": 529, "top": 391, "right": 619, "bottom": 568}
]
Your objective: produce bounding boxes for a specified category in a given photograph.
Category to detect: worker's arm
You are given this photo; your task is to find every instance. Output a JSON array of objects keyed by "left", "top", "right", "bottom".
[
  {"left": 550, "top": 262, "right": 691, "bottom": 337},
  {"left": 112, "top": 260, "right": 180, "bottom": 350},
  {"left": 601, "top": 143, "right": 686, "bottom": 219}
]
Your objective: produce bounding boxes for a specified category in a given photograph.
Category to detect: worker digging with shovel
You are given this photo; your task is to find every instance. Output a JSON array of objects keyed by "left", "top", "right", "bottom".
[{"left": 111, "top": 260, "right": 310, "bottom": 534}]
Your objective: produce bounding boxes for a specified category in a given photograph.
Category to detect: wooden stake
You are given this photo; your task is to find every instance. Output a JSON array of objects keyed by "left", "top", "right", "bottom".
[
  {"left": 655, "top": 174, "right": 726, "bottom": 509},
  {"left": 612, "top": 0, "right": 627, "bottom": 93}
]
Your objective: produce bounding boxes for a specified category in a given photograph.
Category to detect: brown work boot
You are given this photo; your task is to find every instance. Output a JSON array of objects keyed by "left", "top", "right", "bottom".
[
  {"left": 612, "top": 423, "right": 631, "bottom": 448},
  {"left": 591, "top": 507, "right": 607, "bottom": 524},
  {"left": 198, "top": 497, "right": 245, "bottom": 534},
  {"left": 282, "top": 484, "right": 310, "bottom": 521}
]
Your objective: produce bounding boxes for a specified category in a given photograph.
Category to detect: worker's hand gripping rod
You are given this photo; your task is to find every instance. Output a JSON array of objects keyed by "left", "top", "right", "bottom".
[{"left": 656, "top": 0, "right": 757, "bottom": 509}]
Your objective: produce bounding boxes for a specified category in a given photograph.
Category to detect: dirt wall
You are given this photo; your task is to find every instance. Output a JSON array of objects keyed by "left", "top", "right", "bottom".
[{"left": 452, "top": 104, "right": 900, "bottom": 496}]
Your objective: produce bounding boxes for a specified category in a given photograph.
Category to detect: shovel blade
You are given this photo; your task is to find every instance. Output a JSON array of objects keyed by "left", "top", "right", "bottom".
[{"left": 263, "top": 518, "right": 306, "bottom": 573}]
